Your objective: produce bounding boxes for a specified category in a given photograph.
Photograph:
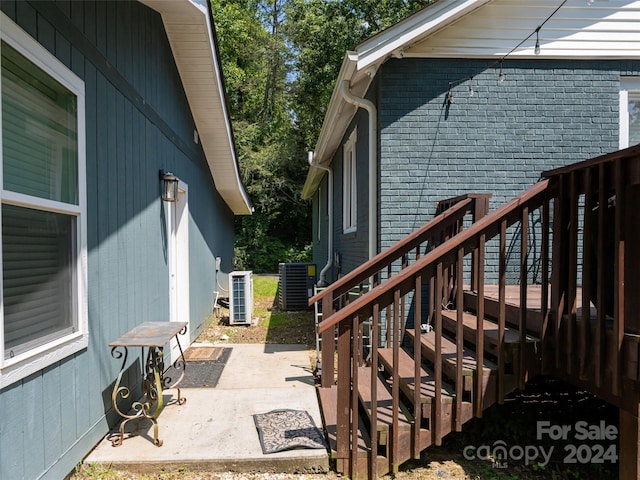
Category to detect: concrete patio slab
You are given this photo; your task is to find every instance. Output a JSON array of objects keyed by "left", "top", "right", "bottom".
[{"left": 84, "top": 343, "right": 329, "bottom": 474}]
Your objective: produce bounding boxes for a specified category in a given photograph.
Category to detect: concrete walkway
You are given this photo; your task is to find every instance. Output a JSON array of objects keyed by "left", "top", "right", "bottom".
[{"left": 85, "top": 343, "right": 329, "bottom": 474}]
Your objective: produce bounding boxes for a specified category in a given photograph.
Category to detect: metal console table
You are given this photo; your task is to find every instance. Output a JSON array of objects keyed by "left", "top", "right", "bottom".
[{"left": 109, "top": 321, "right": 188, "bottom": 447}]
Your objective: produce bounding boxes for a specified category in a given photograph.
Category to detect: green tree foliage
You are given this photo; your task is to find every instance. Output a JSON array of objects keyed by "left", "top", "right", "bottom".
[
  {"left": 285, "top": 0, "right": 432, "bottom": 147},
  {"left": 213, "top": 0, "right": 310, "bottom": 272},
  {"left": 212, "top": 0, "right": 433, "bottom": 273}
]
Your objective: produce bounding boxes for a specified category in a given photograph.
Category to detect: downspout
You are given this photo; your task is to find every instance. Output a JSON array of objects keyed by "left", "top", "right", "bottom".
[
  {"left": 340, "top": 79, "right": 377, "bottom": 261},
  {"left": 308, "top": 152, "right": 333, "bottom": 287}
]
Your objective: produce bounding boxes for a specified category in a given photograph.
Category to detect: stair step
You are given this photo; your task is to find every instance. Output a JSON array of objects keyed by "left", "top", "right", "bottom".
[
  {"left": 440, "top": 309, "right": 522, "bottom": 360},
  {"left": 357, "top": 366, "right": 412, "bottom": 447},
  {"left": 405, "top": 328, "right": 497, "bottom": 392},
  {"left": 377, "top": 348, "right": 454, "bottom": 407},
  {"left": 463, "top": 290, "right": 543, "bottom": 337},
  {"left": 318, "top": 386, "right": 369, "bottom": 455}
]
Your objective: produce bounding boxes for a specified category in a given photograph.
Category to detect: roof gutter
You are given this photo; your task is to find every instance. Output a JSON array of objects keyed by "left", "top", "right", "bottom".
[{"left": 340, "top": 80, "right": 377, "bottom": 260}]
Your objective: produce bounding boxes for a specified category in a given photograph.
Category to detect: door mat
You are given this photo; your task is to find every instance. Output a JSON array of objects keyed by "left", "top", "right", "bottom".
[
  {"left": 253, "top": 409, "right": 327, "bottom": 454},
  {"left": 165, "top": 347, "right": 232, "bottom": 388},
  {"left": 184, "top": 346, "right": 228, "bottom": 362}
]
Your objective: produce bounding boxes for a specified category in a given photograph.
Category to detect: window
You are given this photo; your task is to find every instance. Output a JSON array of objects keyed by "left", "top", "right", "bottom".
[
  {"left": 620, "top": 77, "right": 640, "bottom": 148},
  {"left": 342, "top": 129, "right": 357, "bottom": 234},
  {"left": 0, "top": 13, "right": 87, "bottom": 388}
]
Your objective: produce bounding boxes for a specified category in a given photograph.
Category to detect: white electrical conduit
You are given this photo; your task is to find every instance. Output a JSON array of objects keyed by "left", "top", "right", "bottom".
[
  {"left": 308, "top": 151, "right": 333, "bottom": 286},
  {"left": 340, "top": 80, "right": 378, "bottom": 261}
]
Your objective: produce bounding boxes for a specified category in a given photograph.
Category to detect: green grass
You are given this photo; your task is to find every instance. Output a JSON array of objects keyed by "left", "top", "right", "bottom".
[
  {"left": 253, "top": 274, "right": 278, "bottom": 298},
  {"left": 252, "top": 275, "right": 279, "bottom": 321}
]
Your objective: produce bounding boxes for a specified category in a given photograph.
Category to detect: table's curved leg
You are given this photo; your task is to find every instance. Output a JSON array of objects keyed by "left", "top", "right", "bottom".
[
  {"left": 111, "top": 346, "right": 153, "bottom": 447},
  {"left": 111, "top": 346, "right": 167, "bottom": 447},
  {"left": 148, "top": 356, "right": 165, "bottom": 446},
  {"left": 162, "top": 325, "right": 188, "bottom": 405}
]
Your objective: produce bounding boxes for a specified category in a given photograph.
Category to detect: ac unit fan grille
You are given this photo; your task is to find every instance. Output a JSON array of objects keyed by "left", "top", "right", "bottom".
[{"left": 279, "top": 263, "right": 316, "bottom": 310}]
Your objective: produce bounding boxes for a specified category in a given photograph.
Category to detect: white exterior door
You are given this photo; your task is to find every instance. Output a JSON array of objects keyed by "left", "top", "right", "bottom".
[{"left": 167, "top": 181, "right": 190, "bottom": 362}]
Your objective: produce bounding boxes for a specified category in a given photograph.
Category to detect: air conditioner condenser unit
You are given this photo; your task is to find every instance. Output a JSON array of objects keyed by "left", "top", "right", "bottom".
[
  {"left": 229, "top": 271, "right": 253, "bottom": 325},
  {"left": 278, "top": 263, "right": 317, "bottom": 310}
]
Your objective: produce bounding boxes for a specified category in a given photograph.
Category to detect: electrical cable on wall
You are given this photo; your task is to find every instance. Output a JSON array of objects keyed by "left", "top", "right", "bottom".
[{"left": 444, "top": 0, "right": 569, "bottom": 101}]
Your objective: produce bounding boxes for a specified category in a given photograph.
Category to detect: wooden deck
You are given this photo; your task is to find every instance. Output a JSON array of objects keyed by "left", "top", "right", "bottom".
[{"left": 313, "top": 147, "right": 640, "bottom": 479}]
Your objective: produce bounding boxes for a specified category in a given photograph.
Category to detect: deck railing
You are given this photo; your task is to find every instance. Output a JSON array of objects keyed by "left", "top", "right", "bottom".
[
  {"left": 316, "top": 145, "right": 640, "bottom": 478},
  {"left": 541, "top": 145, "right": 640, "bottom": 401},
  {"left": 310, "top": 193, "right": 491, "bottom": 388}
]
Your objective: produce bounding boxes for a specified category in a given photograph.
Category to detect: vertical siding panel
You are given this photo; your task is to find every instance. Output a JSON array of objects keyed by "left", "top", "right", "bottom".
[
  {"left": 36, "top": 12, "right": 55, "bottom": 57},
  {"left": 105, "top": 0, "right": 117, "bottom": 68},
  {"left": 133, "top": 2, "right": 145, "bottom": 99},
  {"left": 117, "top": 0, "right": 132, "bottom": 84},
  {"left": 95, "top": 1, "right": 106, "bottom": 58},
  {"left": 71, "top": 45, "right": 84, "bottom": 78},
  {"left": 82, "top": 0, "right": 96, "bottom": 45},
  {"left": 116, "top": 91, "right": 128, "bottom": 334},
  {"left": 69, "top": 0, "right": 83, "bottom": 32},
  {"left": 133, "top": 111, "right": 142, "bottom": 328},
  {"left": 1, "top": 1, "right": 18, "bottom": 21},
  {"left": 42, "top": 365, "right": 63, "bottom": 468},
  {"left": 95, "top": 72, "right": 112, "bottom": 416},
  {"left": 105, "top": 83, "right": 118, "bottom": 338},
  {"left": 55, "top": 30, "right": 71, "bottom": 69},
  {"left": 144, "top": 122, "right": 153, "bottom": 318},
  {"left": 23, "top": 376, "right": 45, "bottom": 479},
  {"left": 59, "top": 358, "right": 78, "bottom": 449},
  {"left": 125, "top": 100, "right": 135, "bottom": 330},
  {"left": 15, "top": 0, "right": 37, "bottom": 39},
  {"left": 0, "top": 384, "right": 24, "bottom": 478},
  {"left": 80, "top": 59, "right": 97, "bottom": 436}
]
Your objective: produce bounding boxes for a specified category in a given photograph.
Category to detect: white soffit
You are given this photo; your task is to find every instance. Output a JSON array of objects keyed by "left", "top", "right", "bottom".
[
  {"left": 406, "top": 0, "right": 640, "bottom": 59},
  {"left": 140, "top": 0, "right": 252, "bottom": 215},
  {"left": 355, "top": 0, "right": 492, "bottom": 71}
]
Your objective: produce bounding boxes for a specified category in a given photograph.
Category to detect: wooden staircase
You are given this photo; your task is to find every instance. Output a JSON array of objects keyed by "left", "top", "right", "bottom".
[
  {"left": 317, "top": 290, "right": 533, "bottom": 478},
  {"left": 311, "top": 146, "right": 640, "bottom": 479}
]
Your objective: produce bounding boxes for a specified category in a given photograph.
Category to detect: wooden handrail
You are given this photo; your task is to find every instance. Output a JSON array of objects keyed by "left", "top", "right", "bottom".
[
  {"left": 318, "top": 180, "right": 549, "bottom": 334},
  {"left": 541, "top": 144, "right": 640, "bottom": 179},
  {"left": 310, "top": 195, "right": 486, "bottom": 306},
  {"left": 436, "top": 192, "right": 492, "bottom": 214},
  {"left": 324, "top": 151, "right": 639, "bottom": 479}
]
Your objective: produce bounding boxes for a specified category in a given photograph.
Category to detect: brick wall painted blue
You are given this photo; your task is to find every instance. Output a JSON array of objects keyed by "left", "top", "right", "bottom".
[{"left": 378, "top": 58, "right": 640, "bottom": 280}]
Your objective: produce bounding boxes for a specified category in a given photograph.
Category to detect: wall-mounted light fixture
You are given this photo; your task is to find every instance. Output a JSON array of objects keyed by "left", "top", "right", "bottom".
[{"left": 160, "top": 170, "right": 179, "bottom": 202}]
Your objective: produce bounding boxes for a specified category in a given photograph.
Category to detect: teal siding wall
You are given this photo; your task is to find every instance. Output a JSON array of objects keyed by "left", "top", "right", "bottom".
[{"left": 0, "top": 2, "right": 235, "bottom": 479}]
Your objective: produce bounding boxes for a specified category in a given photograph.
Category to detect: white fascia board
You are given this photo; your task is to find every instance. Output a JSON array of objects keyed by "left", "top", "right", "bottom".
[
  {"left": 313, "top": 53, "right": 359, "bottom": 164},
  {"left": 355, "top": 0, "right": 493, "bottom": 71},
  {"left": 140, "top": 0, "right": 252, "bottom": 215},
  {"left": 302, "top": 52, "right": 369, "bottom": 199}
]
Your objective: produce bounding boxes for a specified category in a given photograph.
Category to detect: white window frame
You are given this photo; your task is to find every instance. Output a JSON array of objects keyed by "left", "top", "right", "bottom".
[
  {"left": 0, "top": 12, "right": 88, "bottom": 389},
  {"left": 342, "top": 129, "right": 357, "bottom": 234},
  {"left": 620, "top": 77, "right": 640, "bottom": 149}
]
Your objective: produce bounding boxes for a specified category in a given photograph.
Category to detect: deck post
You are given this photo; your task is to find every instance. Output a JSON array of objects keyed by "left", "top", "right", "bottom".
[
  {"left": 620, "top": 404, "right": 640, "bottom": 479},
  {"left": 321, "top": 296, "right": 335, "bottom": 388},
  {"left": 470, "top": 195, "right": 489, "bottom": 292},
  {"left": 336, "top": 319, "right": 352, "bottom": 472}
]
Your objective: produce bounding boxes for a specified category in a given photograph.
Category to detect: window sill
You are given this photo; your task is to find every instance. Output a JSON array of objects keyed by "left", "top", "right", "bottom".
[{"left": 0, "top": 332, "right": 88, "bottom": 389}]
